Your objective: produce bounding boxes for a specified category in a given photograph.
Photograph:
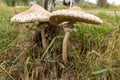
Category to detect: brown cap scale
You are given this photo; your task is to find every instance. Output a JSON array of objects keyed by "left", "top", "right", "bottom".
[
  {"left": 49, "top": 6, "right": 103, "bottom": 64},
  {"left": 11, "top": 4, "right": 51, "bottom": 49}
]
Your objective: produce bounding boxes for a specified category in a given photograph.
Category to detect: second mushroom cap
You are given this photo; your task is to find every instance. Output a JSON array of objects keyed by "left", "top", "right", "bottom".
[{"left": 49, "top": 6, "right": 103, "bottom": 25}]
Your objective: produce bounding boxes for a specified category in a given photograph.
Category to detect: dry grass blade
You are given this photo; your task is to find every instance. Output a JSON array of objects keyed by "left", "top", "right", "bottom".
[{"left": 0, "top": 62, "right": 15, "bottom": 80}]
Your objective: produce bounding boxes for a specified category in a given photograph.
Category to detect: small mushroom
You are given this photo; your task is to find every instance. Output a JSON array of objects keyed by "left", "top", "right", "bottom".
[
  {"left": 11, "top": 4, "right": 50, "bottom": 49},
  {"left": 49, "top": 6, "right": 103, "bottom": 64}
]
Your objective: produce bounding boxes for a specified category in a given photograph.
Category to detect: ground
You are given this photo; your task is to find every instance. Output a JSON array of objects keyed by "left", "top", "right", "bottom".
[{"left": 0, "top": 3, "right": 120, "bottom": 80}]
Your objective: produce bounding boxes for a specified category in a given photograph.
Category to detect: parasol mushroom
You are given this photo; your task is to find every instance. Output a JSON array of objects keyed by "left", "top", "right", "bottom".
[
  {"left": 49, "top": 6, "right": 103, "bottom": 64},
  {"left": 11, "top": 4, "right": 50, "bottom": 49}
]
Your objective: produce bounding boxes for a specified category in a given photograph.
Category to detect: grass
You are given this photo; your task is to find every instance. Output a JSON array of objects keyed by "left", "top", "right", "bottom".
[
  {"left": 13, "top": 6, "right": 30, "bottom": 13},
  {"left": 0, "top": 3, "right": 18, "bottom": 52},
  {"left": 80, "top": 4, "right": 120, "bottom": 11},
  {"left": 0, "top": 2, "right": 120, "bottom": 80},
  {"left": 55, "top": 4, "right": 120, "bottom": 11}
]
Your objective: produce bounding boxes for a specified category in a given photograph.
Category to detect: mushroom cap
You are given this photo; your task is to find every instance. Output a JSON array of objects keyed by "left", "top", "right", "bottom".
[
  {"left": 11, "top": 5, "right": 50, "bottom": 23},
  {"left": 49, "top": 6, "right": 103, "bottom": 25}
]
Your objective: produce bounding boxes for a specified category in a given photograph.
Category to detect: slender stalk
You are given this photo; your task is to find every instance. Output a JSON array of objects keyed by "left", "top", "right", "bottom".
[
  {"left": 41, "top": 28, "right": 47, "bottom": 49},
  {"left": 62, "top": 31, "right": 70, "bottom": 64}
]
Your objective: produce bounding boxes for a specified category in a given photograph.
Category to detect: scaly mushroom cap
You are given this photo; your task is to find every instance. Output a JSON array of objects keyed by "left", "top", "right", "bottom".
[
  {"left": 49, "top": 6, "right": 103, "bottom": 25},
  {"left": 11, "top": 5, "right": 50, "bottom": 23}
]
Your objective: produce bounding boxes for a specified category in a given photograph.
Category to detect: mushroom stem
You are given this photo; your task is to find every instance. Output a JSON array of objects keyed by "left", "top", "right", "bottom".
[
  {"left": 38, "top": 23, "right": 48, "bottom": 49},
  {"left": 61, "top": 22, "right": 75, "bottom": 64},
  {"left": 62, "top": 31, "right": 70, "bottom": 64},
  {"left": 41, "top": 28, "right": 47, "bottom": 49}
]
